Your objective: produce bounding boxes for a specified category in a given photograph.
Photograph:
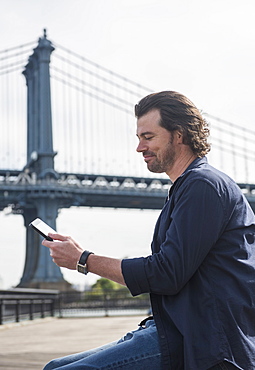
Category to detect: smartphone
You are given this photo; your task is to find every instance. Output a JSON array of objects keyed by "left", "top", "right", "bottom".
[{"left": 29, "top": 218, "right": 56, "bottom": 241}]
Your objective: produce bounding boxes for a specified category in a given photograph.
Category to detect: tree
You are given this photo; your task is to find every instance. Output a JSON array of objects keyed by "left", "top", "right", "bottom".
[{"left": 91, "top": 278, "right": 123, "bottom": 292}]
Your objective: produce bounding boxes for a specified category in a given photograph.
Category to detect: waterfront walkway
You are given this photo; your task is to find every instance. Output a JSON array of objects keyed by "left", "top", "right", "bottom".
[{"left": 0, "top": 315, "right": 144, "bottom": 370}]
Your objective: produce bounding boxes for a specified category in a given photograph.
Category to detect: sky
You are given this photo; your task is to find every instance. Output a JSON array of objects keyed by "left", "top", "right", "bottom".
[{"left": 0, "top": 0, "right": 255, "bottom": 289}]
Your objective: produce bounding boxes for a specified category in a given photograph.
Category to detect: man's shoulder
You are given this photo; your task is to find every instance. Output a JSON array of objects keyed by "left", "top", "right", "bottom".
[
  {"left": 184, "top": 158, "right": 233, "bottom": 184},
  {"left": 176, "top": 159, "right": 239, "bottom": 196}
]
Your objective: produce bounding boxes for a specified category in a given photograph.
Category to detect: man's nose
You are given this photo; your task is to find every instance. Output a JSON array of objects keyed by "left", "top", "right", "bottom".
[{"left": 136, "top": 140, "right": 147, "bottom": 153}]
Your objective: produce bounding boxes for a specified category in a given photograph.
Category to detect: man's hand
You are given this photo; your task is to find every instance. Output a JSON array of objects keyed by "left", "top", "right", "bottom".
[
  {"left": 42, "top": 233, "right": 126, "bottom": 286},
  {"left": 42, "top": 233, "right": 83, "bottom": 270}
]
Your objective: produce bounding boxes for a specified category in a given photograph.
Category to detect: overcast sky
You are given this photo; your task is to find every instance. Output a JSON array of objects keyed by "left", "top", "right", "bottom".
[{"left": 0, "top": 0, "right": 255, "bottom": 289}]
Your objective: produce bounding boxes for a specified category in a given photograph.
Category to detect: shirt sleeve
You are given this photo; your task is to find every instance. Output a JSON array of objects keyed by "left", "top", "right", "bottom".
[{"left": 122, "top": 178, "right": 227, "bottom": 296}]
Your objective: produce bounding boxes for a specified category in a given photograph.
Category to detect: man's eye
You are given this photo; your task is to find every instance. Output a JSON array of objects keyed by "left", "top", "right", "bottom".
[{"left": 145, "top": 136, "right": 153, "bottom": 140}]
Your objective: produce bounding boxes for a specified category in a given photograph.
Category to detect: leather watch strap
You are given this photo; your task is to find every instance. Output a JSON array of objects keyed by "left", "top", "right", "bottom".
[{"left": 76, "top": 250, "right": 94, "bottom": 275}]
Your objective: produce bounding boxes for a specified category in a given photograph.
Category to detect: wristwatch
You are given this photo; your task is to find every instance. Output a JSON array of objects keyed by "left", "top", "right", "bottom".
[{"left": 76, "top": 250, "right": 94, "bottom": 274}]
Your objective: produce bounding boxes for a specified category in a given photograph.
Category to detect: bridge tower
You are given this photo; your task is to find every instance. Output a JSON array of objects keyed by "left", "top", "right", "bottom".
[{"left": 18, "top": 30, "right": 71, "bottom": 290}]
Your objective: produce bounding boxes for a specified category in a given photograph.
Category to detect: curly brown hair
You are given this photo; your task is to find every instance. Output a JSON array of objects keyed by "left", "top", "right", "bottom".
[{"left": 135, "top": 91, "right": 211, "bottom": 157}]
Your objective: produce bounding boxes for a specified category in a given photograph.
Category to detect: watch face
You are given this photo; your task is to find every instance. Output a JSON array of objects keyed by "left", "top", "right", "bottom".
[{"left": 77, "top": 263, "right": 88, "bottom": 275}]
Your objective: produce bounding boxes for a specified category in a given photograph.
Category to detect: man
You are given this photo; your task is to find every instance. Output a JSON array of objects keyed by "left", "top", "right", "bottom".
[{"left": 43, "top": 91, "right": 255, "bottom": 369}]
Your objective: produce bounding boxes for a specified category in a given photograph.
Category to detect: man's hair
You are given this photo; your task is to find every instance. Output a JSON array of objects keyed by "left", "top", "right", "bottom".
[{"left": 135, "top": 91, "right": 211, "bottom": 157}]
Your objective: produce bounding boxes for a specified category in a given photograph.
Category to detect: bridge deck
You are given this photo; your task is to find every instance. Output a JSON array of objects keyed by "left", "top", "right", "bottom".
[{"left": 0, "top": 315, "right": 144, "bottom": 370}]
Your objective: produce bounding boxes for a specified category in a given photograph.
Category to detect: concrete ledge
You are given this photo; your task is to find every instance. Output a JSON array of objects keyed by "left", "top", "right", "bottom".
[
  {"left": 0, "top": 316, "right": 57, "bottom": 331},
  {"left": 0, "top": 315, "right": 145, "bottom": 370}
]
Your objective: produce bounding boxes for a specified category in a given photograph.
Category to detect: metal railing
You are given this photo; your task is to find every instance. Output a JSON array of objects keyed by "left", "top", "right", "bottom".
[
  {"left": 58, "top": 289, "right": 150, "bottom": 317},
  {"left": 0, "top": 288, "right": 150, "bottom": 324},
  {"left": 0, "top": 288, "right": 59, "bottom": 325}
]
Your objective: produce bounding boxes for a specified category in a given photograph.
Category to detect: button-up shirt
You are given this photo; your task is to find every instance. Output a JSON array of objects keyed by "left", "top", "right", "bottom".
[{"left": 122, "top": 157, "right": 255, "bottom": 369}]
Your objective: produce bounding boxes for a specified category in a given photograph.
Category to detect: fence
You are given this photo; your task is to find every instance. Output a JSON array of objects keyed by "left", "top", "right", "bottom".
[
  {"left": 0, "top": 288, "right": 150, "bottom": 324},
  {"left": 0, "top": 288, "right": 59, "bottom": 325},
  {"left": 58, "top": 289, "right": 150, "bottom": 318}
]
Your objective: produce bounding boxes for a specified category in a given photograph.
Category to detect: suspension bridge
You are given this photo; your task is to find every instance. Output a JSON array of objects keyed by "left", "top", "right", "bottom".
[{"left": 0, "top": 30, "right": 255, "bottom": 290}]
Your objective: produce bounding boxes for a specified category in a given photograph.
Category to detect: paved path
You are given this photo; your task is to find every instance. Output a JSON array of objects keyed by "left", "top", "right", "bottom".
[{"left": 0, "top": 315, "right": 144, "bottom": 370}]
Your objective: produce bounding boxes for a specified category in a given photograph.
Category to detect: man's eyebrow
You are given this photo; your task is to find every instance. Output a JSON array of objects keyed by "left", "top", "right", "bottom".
[{"left": 136, "top": 131, "right": 155, "bottom": 138}]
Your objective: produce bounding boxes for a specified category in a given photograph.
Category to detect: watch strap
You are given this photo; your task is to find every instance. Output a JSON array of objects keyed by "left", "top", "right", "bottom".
[{"left": 76, "top": 250, "right": 94, "bottom": 275}]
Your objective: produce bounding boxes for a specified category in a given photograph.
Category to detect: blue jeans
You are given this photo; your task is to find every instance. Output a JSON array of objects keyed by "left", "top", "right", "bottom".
[
  {"left": 43, "top": 319, "right": 161, "bottom": 369},
  {"left": 43, "top": 318, "right": 239, "bottom": 370}
]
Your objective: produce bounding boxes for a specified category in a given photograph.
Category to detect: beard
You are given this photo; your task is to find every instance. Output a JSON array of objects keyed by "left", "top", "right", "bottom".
[{"left": 146, "top": 140, "right": 176, "bottom": 174}]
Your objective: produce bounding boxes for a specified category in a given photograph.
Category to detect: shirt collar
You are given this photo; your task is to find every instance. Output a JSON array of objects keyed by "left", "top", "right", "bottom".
[
  {"left": 167, "top": 156, "right": 208, "bottom": 200},
  {"left": 183, "top": 156, "right": 207, "bottom": 174}
]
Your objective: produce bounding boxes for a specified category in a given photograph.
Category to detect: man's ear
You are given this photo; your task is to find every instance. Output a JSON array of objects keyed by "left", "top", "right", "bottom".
[{"left": 176, "top": 130, "right": 184, "bottom": 143}]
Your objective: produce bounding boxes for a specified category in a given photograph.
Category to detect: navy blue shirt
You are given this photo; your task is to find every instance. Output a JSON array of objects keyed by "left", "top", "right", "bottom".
[{"left": 122, "top": 157, "right": 255, "bottom": 370}]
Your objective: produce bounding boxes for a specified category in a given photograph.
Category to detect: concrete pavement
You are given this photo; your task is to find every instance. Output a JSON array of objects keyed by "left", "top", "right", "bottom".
[{"left": 0, "top": 315, "right": 144, "bottom": 370}]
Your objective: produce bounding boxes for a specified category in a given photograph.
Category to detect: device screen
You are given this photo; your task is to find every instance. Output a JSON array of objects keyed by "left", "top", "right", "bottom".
[{"left": 29, "top": 218, "right": 56, "bottom": 241}]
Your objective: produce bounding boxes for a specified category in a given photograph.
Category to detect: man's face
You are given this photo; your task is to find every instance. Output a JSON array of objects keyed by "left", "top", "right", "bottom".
[{"left": 136, "top": 109, "right": 179, "bottom": 175}]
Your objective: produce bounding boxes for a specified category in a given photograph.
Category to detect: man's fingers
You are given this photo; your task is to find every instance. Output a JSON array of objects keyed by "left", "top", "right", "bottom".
[{"left": 48, "top": 233, "right": 70, "bottom": 241}]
